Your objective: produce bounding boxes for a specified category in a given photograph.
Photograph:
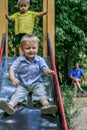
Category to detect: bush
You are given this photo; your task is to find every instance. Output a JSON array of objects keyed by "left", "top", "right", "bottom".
[{"left": 61, "top": 84, "right": 78, "bottom": 129}]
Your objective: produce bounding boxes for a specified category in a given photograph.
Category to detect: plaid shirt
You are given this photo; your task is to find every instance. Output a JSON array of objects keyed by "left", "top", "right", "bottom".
[{"left": 10, "top": 55, "right": 49, "bottom": 87}]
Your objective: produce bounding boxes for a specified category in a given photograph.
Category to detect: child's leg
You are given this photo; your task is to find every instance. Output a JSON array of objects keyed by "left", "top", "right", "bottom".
[
  {"left": 40, "top": 98, "right": 57, "bottom": 115},
  {"left": 8, "top": 99, "right": 19, "bottom": 108},
  {"left": 19, "top": 43, "right": 23, "bottom": 55},
  {"left": 33, "top": 83, "right": 57, "bottom": 115},
  {"left": 1, "top": 85, "right": 28, "bottom": 115},
  {"left": 14, "top": 34, "right": 25, "bottom": 56},
  {"left": 40, "top": 98, "right": 49, "bottom": 106},
  {"left": 10, "top": 85, "right": 29, "bottom": 107},
  {"left": 0, "top": 98, "right": 19, "bottom": 115},
  {"left": 0, "top": 100, "right": 15, "bottom": 115}
]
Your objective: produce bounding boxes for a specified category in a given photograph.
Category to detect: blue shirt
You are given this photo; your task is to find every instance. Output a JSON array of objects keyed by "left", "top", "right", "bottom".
[
  {"left": 10, "top": 55, "right": 49, "bottom": 87},
  {"left": 69, "top": 68, "right": 84, "bottom": 78}
]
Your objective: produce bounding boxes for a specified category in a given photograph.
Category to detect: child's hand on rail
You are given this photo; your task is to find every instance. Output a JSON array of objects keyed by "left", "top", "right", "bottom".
[{"left": 44, "top": 69, "right": 55, "bottom": 76}]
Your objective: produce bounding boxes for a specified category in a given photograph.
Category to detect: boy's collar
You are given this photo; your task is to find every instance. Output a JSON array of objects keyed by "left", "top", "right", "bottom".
[{"left": 21, "top": 55, "right": 38, "bottom": 62}]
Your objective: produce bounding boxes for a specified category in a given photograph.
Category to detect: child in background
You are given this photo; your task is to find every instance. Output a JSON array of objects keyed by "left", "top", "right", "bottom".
[
  {"left": 5, "top": 0, "right": 47, "bottom": 55},
  {"left": 0, "top": 34, "right": 57, "bottom": 115}
]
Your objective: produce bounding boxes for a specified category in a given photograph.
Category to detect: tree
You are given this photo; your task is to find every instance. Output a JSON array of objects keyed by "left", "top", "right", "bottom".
[{"left": 55, "top": 0, "right": 87, "bottom": 82}]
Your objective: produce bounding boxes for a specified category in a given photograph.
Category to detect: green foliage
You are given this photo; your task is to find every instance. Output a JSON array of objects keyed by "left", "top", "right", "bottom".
[
  {"left": 61, "top": 85, "right": 78, "bottom": 129},
  {"left": 55, "top": 0, "right": 87, "bottom": 82}
]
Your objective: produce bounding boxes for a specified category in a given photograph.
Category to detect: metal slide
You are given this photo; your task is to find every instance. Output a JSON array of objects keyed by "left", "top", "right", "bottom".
[{"left": 0, "top": 35, "right": 68, "bottom": 130}]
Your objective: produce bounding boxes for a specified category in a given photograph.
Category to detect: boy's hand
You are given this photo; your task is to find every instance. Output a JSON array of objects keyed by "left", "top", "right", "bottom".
[
  {"left": 10, "top": 77, "right": 20, "bottom": 86},
  {"left": 43, "top": 11, "right": 47, "bottom": 15},
  {"left": 37, "top": 11, "right": 47, "bottom": 17},
  {"left": 5, "top": 14, "right": 12, "bottom": 20},
  {"left": 5, "top": 14, "right": 8, "bottom": 19},
  {"left": 44, "top": 69, "right": 55, "bottom": 76}
]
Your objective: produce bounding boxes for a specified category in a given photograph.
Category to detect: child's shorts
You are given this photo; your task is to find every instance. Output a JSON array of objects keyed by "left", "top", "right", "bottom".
[
  {"left": 13, "top": 33, "right": 26, "bottom": 45},
  {"left": 11, "top": 83, "right": 48, "bottom": 102}
]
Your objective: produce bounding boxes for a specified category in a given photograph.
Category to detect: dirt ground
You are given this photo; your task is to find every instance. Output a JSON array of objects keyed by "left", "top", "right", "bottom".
[{"left": 72, "top": 97, "right": 87, "bottom": 130}]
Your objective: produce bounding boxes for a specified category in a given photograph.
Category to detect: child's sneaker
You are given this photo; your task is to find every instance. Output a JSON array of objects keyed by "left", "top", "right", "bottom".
[
  {"left": 0, "top": 100, "right": 15, "bottom": 115},
  {"left": 41, "top": 104, "right": 57, "bottom": 115}
]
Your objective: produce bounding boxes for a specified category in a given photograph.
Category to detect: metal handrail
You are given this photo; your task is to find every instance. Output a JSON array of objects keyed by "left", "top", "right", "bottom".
[
  {"left": 0, "top": 33, "right": 6, "bottom": 64},
  {"left": 47, "top": 34, "right": 68, "bottom": 130}
]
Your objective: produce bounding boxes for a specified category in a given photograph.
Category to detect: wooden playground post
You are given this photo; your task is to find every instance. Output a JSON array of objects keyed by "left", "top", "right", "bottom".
[
  {"left": 43, "top": 0, "right": 55, "bottom": 57},
  {"left": 0, "top": 0, "right": 8, "bottom": 56}
]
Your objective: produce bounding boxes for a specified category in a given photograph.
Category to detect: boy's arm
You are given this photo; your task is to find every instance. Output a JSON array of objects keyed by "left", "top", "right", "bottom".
[
  {"left": 37, "top": 11, "right": 47, "bottom": 17},
  {"left": 43, "top": 69, "right": 55, "bottom": 76},
  {"left": 5, "top": 14, "right": 12, "bottom": 21},
  {"left": 9, "top": 69, "right": 15, "bottom": 81},
  {"left": 9, "top": 70, "right": 20, "bottom": 85}
]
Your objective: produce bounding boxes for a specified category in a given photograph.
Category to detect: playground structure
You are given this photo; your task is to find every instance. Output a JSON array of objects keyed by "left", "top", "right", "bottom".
[
  {"left": 0, "top": 0, "right": 55, "bottom": 57},
  {"left": 0, "top": 0, "right": 8, "bottom": 56},
  {"left": 43, "top": 0, "right": 55, "bottom": 56},
  {"left": 0, "top": 0, "right": 68, "bottom": 130}
]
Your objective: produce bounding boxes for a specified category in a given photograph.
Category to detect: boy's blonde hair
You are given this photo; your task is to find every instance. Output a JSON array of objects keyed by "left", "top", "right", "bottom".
[{"left": 20, "top": 34, "right": 39, "bottom": 48}]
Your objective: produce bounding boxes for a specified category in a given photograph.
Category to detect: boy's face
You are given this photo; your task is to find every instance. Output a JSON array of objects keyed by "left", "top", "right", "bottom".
[
  {"left": 19, "top": 2, "right": 30, "bottom": 14},
  {"left": 22, "top": 41, "right": 38, "bottom": 61}
]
